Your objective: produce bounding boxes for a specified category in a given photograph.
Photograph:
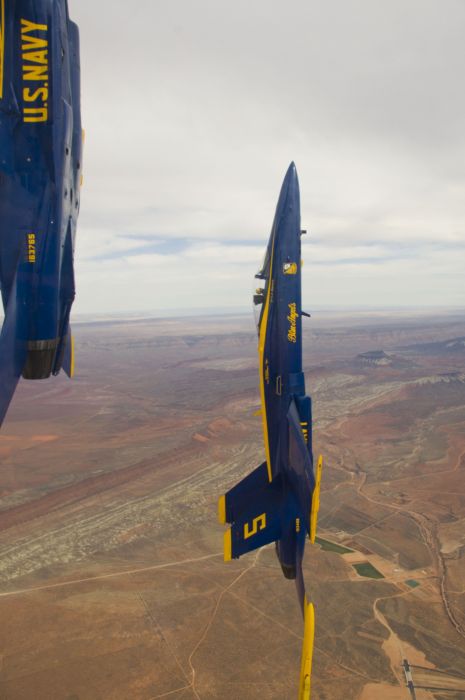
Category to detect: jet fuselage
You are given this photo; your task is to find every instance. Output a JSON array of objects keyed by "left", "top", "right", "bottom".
[
  {"left": 0, "top": 0, "right": 82, "bottom": 382},
  {"left": 255, "top": 162, "right": 313, "bottom": 576}
]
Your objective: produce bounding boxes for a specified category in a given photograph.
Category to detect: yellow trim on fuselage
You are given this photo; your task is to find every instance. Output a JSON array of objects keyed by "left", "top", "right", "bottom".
[
  {"left": 298, "top": 599, "right": 315, "bottom": 700},
  {"left": 258, "top": 234, "right": 276, "bottom": 483},
  {"left": 0, "top": 0, "right": 5, "bottom": 99},
  {"left": 310, "top": 455, "right": 323, "bottom": 544}
]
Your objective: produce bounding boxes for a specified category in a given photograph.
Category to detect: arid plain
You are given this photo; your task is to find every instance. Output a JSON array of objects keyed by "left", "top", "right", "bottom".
[{"left": 0, "top": 311, "right": 464, "bottom": 700}]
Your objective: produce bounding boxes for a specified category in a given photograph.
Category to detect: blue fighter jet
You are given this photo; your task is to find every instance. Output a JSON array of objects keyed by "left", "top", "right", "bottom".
[
  {"left": 0, "top": 0, "right": 82, "bottom": 425},
  {"left": 219, "top": 163, "right": 323, "bottom": 699}
]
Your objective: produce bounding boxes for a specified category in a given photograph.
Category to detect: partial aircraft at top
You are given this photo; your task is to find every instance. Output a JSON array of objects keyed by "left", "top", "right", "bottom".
[
  {"left": 219, "top": 163, "right": 323, "bottom": 699},
  {"left": 0, "top": 0, "right": 82, "bottom": 426}
]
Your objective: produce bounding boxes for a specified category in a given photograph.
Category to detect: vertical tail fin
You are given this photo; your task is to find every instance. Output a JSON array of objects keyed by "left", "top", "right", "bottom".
[
  {"left": 287, "top": 400, "right": 315, "bottom": 534},
  {"left": 58, "top": 325, "right": 74, "bottom": 378},
  {"left": 298, "top": 599, "right": 315, "bottom": 700}
]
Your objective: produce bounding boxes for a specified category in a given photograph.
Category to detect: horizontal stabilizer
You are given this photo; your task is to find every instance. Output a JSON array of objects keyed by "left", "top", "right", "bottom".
[
  {"left": 0, "top": 265, "right": 29, "bottom": 426},
  {"left": 219, "top": 461, "right": 269, "bottom": 524},
  {"left": 287, "top": 400, "right": 315, "bottom": 534},
  {"left": 298, "top": 599, "right": 315, "bottom": 700},
  {"left": 222, "top": 475, "right": 283, "bottom": 561}
]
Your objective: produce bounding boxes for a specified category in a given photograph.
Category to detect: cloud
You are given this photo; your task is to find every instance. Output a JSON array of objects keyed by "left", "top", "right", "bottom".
[{"left": 71, "top": 0, "right": 465, "bottom": 313}]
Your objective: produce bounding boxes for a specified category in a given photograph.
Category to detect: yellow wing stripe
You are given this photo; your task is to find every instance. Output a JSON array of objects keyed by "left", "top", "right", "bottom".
[
  {"left": 0, "top": 0, "right": 5, "bottom": 99},
  {"left": 298, "top": 600, "right": 315, "bottom": 700},
  {"left": 223, "top": 528, "right": 232, "bottom": 562},
  {"left": 310, "top": 455, "right": 323, "bottom": 544},
  {"left": 258, "top": 236, "right": 276, "bottom": 483},
  {"left": 218, "top": 495, "right": 226, "bottom": 525}
]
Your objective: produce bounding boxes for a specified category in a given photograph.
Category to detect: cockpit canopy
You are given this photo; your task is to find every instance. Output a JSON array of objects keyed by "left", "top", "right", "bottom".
[
  {"left": 253, "top": 236, "right": 273, "bottom": 335},
  {"left": 253, "top": 275, "right": 266, "bottom": 336}
]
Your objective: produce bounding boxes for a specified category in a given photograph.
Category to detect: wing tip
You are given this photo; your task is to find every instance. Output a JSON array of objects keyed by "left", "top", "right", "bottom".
[
  {"left": 310, "top": 455, "right": 323, "bottom": 544},
  {"left": 223, "top": 528, "right": 232, "bottom": 562},
  {"left": 218, "top": 495, "right": 226, "bottom": 524}
]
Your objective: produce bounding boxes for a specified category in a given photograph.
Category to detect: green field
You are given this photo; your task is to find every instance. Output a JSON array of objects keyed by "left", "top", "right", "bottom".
[
  {"left": 405, "top": 579, "right": 420, "bottom": 588},
  {"left": 353, "top": 562, "right": 385, "bottom": 579},
  {"left": 316, "top": 537, "right": 354, "bottom": 554}
]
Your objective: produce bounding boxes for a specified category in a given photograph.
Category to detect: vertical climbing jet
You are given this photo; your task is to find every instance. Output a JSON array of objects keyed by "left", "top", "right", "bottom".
[
  {"left": 0, "top": 0, "right": 82, "bottom": 425},
  {"left": 219, "top": 163, "right": 323, "bottom": 699}
]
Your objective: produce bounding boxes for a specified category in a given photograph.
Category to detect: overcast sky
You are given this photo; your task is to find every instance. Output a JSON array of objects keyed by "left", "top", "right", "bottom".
[{"left": 71, "top": 0, "right": 465, "bottom": 315}]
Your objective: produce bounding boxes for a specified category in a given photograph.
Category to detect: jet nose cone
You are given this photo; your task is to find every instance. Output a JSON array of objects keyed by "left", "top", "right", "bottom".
[
  {"left": 284, "top": 161, "right": 297, "bottom": 183},
  {"left": 278, "top": 161, "right": 300, "bottom": 212}
]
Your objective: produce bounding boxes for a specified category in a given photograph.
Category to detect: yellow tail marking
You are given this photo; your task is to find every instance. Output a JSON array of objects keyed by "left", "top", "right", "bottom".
[
  {"left": 310, "top": 455, "right": 323, "bottom": 544},
  {"left": 70, "top": 334, "right": 75, "bottom": 378},
  {"left": 298, "top": 600, "right": 315, "bottom": 700},
  {"left": 258, "top": 235, "right": 276, "bottom": 483},
  {"left": 224, "top": 528, "right": 232, "bottom": 562},
  {"left": 0, "top": 0, "right": 5, "bottom": 99},
  {"left": 218, "top": 495, "right": 226, "bottom": 525},
  {"left": 243, "top": 513, "right": 266, "bottom": 540}
]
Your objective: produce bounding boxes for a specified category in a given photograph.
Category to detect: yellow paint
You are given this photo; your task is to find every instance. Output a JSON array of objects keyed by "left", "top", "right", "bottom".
[
  {"left": 21, "top": 17, "right": 49, "bottom": 122},
  {"left": 0, "top": 0, "right": 4, "bottom": 99},
  {"left": 298, "top": 600, "right": 315, "bottom": 700},
  {"left": 253, "top": 408, "right": 262, "bottom": 417},
  {"left": 310, "top": 455, "right": 323, "bottom": 544},
  {"left": 287, "top": 302, "right": 298, "bottom": 343},
  {"left": 21, "top": 19, "right": 47, "bottom": 34},
  {"left": 244, "top": 513, "right": 266, "bottom": 540},
  {"left": 69, "top": 334, "right": 75, "bottom": 378},
  {"left": 224, "top": 528, "right": 232, "bottom": 562},
  {"left": 258, "top": 235, "right": 276, "bottom": 483},
  {"left": 27, "top": 233, "right": 36, "bottom": 263},
  {"left": 23, "top": 106, "right": 47, "bottom": 122},
  {"left": 283, "top": 262, "right": 297, "bottom": 275},
  {"left": 218, "top": 495, "right": 226, "bottom": 524},
  {"left": 300, "top": 421, "right": 309, "bottom": 444},
  {"left": 295, "top": 518, "right": 301, "bottom": 533}
]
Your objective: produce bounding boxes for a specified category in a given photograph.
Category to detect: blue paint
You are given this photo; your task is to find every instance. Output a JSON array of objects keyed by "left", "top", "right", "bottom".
[
  {"left": 222, "top": 163, "right": 317, "bottom": 613},
  {"left": 0, "top": 0, "right": 81, "bottom": 425}
]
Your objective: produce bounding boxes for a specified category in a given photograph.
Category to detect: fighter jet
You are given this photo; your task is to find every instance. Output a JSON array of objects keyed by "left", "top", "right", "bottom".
[
  {"left": 218, "top": 163, "right": 323, "bottom": 699},
  {"left": 0, "top": 0, "right": 82, "bottom": 425}
]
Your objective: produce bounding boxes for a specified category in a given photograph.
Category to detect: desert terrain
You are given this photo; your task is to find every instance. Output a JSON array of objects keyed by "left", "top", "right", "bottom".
[{"left": 0, "top": 310, "right": 464, "bottom": 699}]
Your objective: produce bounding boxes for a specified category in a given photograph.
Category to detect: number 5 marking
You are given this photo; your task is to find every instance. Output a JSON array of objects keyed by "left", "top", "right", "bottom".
[{"left": 244, "top": 513, "right": 266, "bottom": 539}]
